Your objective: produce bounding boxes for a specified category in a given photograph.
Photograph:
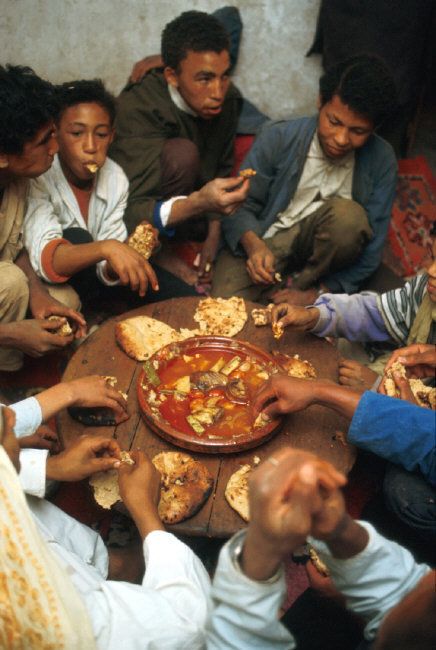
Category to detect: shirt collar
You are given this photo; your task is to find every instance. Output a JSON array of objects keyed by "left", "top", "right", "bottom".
[{"left": 168, "top": 84, "right": 197, "bottom": 117}]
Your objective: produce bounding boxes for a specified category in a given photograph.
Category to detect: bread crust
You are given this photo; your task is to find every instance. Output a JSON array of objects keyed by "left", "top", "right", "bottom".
[{"left": 152, "top": 451, "right": 213, "bottom": 524}]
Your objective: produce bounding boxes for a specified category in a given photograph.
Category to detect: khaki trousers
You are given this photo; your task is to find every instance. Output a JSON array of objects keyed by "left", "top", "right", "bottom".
[
  {"left": 0, "top": 261, "right": 80, "bottom": 371},
  {"left": 211, "top": 198, "right": 372, "bottom": 300}
]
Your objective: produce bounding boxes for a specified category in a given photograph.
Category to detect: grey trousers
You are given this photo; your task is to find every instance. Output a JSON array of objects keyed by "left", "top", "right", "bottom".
[{"left": 211, "top": 198, "right": 372, "bottom": 300}]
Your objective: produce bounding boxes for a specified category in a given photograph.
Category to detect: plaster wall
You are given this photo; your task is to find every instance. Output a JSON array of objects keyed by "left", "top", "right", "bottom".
[{"left": 1, "top": 0, "right": 322, "bottom": 120}]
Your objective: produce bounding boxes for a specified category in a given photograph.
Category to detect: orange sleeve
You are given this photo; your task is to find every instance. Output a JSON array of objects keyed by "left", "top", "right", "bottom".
[{"left": 41, "top": 238, "right": 73, "bottom": 283}]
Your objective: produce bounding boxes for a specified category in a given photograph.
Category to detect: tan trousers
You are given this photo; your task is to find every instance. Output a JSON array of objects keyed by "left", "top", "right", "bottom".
[
  {"left": 0, "top": 261, "right": 80, "bottom": 371},
  {"left": 211, "top": 198, "right": 372, "bottom": 300}
]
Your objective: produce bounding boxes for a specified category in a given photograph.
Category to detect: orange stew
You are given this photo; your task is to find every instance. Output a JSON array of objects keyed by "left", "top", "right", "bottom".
[{"left": 144, "top": 349, "right": 271, "bottom": 439}]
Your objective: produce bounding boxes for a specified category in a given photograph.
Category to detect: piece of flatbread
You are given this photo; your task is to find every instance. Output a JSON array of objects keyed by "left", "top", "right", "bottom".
[
  {"left": 85, "top": 163, "right": 99, "bottom": 173},
  {"left": 90, "top": 451, "right": 134, "bottom": 509},
  {"left": 251, "top": 304, "right": 273, "bottom": 327},
  {"left": 239, "top": 168, "right": 256, "bottom": 178},
  {"left": 152, "top": 451, "right": 213, "bottom": 524},
  {"left": 194, "top": 296, "right": 247, "bottom": 337},
  {"left": 272, "top": 321, "right": 284, "bottom": 340},
  {"left": 128, "top": 223, "right": 157, "bottom": 260},
  {"left": 225, "top": 464, "right": 252, "bottom": 522},
  {"left": 115, "top": 315, "right": 180, "bottom": 361},
  {"left": 284, "top": 354, "right": 317, "bottom": 379},
  {"left": 384, "top": 361, "right": 435, "bottom": 409},
  {"left": 47, "top": 316, "right": 73, "bottom": 337}
]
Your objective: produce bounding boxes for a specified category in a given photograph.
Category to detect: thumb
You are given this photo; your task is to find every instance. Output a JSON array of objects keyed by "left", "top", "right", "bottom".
[{"left": 91, "top": 457, "right": 121, "bottom": 474}]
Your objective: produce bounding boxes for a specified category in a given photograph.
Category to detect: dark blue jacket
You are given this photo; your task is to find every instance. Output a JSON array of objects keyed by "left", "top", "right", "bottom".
[
  {"left": 223, "top": 116, "right": 397, "bottom": 293},
  {"left": 349, "top": 392, "right": 435, "bottom": 485}
]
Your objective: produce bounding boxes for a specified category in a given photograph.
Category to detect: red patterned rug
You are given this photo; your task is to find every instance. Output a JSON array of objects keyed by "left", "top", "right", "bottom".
[{"left": 383, "top": 156, "right": 436, "bottom": 277}]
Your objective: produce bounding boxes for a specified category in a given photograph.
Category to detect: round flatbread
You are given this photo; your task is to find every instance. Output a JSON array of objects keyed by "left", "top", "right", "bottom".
[
  {"left": 152, "top": 451, "right": 213, "bottom": 524},
  {"left": 115, "top": 315, "right": 180, "bottom": 361},
  {"left": 225, "top": 464, "right": 251, "bottom": 522},
  {"left": 193, "top": 296, "right": 247, "bottom": 337}
]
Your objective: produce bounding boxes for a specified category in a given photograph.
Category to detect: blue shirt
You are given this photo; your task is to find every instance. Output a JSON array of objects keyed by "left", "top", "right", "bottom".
[{"left": 349, "top": 391, "right": 436, "bottom": 484}]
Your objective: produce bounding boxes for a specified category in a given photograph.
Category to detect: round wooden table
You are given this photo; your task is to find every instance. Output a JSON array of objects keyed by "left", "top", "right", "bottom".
[{"left": 58, "top": 297, "right": 355, "bottom": 538}]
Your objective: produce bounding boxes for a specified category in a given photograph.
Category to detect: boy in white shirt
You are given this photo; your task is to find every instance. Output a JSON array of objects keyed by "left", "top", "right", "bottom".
[{"left": 24, "top": 80, "right": 249, "bottom": 307}]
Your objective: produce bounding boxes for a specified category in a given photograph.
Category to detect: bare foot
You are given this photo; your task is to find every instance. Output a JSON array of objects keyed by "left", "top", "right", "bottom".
[
  {"left": 339, "top": 358, "right": 378, "bottom": 390},
  {"left": 108, "top": 543, "right": 145, "bottom": 584},
  {"left": 270, "top": 287, "right": 318, "bottom": 307}
]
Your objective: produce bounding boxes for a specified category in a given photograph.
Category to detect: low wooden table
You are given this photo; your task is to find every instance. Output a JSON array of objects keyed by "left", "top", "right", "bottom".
[{"left": 58, "top": 297, "right": 355, "bottom": 538}]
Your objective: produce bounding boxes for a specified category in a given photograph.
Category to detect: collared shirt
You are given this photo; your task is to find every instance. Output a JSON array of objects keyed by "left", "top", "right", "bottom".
[
  {"left": 207, "top": 523, "right": 430, "bottom": 648},
  {"left": 10, "top": 395, "right": 212, "bottom": 650},
  {"left": 168, "top": 84, "right": 197, "bottom": 117},
  {"left": 263, "top": 132, "right": 355, "bottom": 238},
  {"left": 23, "top": 154, "right": 128, "bottom": 285}
]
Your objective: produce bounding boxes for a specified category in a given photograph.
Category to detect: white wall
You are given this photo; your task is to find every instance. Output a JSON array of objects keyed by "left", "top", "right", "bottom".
[{"left": 1, "top": 0, "right": 322, "bottom": 119}]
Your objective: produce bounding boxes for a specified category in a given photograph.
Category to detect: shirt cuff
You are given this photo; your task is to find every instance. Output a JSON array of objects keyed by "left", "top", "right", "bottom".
[
  {"left": 10, "top": 396, "right": 43, "bottom": 438},
  {"left": 97, "top": 260, "right": 121, "bottom": 286},
  {"left": 153, "top": 197, "right": 186, "bottom": 235},
  {"left": 41, "top": 238, "right": 73, "bottom": 283},
  {"left": 19, "top": 448, "right": 48, "bottom": 497}
]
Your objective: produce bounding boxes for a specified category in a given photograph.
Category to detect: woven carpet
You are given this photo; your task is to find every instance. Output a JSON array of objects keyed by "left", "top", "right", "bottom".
[{"left": 383, "top": 156, "right": 436, "bottom": 277}]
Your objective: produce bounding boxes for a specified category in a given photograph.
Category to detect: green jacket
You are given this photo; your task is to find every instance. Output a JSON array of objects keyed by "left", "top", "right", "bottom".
[{"left": 110, "top": 70, "right": 242, "bottom": 232}]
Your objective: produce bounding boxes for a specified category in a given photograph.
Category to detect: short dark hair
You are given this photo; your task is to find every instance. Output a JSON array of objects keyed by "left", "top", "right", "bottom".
[
  {"left": 56, "top": 79, "right": 116, "bottom": 125},
  {"left": 161, "top": 10, "right": 230, "bottom": 70},
  {"left": 0, "top": 65, "right": 57, "bottom": 155},
  {"left": 319, "top": 55, "right": 397, "bottom": 126}
]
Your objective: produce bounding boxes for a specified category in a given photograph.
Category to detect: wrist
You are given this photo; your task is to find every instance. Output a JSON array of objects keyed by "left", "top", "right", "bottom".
[
  {"left": 46, "top": 454, "right": 64, "bottom": 481},
  {"left": 241, "top": 529, "right": 285, "bottom": 581},
  {"left": 305, "top": 307, "right": 320, "bottom": 330},
  {"left": 241, "top": 231, "right": 264, "bottom": 257},
  {"left": 324, "top": 515, "right": 369, "bottom": 559}
]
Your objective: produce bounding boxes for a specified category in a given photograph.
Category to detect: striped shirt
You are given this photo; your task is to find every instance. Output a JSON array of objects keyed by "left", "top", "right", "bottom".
[{"left": 377, "top": 274, "right": 436, "bottom": 345}]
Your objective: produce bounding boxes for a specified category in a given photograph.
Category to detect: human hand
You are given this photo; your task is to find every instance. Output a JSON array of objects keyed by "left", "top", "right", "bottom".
[
  {"left": 253, "top": 374, "right": 318, "bottom": 419},
  {"left": 29, "top": 289, "right": 87, "bottom": 338},
  {"left": 18, "top": 424, "right": 60, "bottom": 453},
  {"left": 129, "top": 54, "right": 163, "bottom": 83},
  {"left": 195, "top": 177, "right": 249, "bottom": 216},
  {"left": 46, "top": 435, "right": 121, "bottom": 481},
  {"left": 271, "top": 303, "right": 319, "bottom": 331},
  {"left": 66, "top": 375, "right": 129, "bottom": 423},
  {"left": 0, "top": 319, "right": 76, "bottom": 356},
  {"left": 378, "top": 368, "right": 418, "bottom": 404},
  {"left": 245, "top": 241, "right": 275, "bottom": 284},
  {"left": 103, "top": 240, "right": 159, "bottom": 296},
  {"left": 118, "top": 450, "right": 164, "bottom": 537},
  {"left": 242, "top": 448, "right": 346, "bottom": 580},
  {"left": 384, "top": 343, "right": 436, "bottom": 379},
  {"left": 196, "top": 222, "right": 221, "bottom": 283}
]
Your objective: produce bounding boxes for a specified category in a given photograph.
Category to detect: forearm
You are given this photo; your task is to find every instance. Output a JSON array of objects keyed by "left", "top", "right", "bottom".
[
  {"left": 312, "top": 381, "right": 361, "bottom": 420},
  {"left": 312, "top": 293, "right": 390, "bottom": 342},
  {"left": 14, "top": 249, "right": 45, "bottom": 294},
  {"left": 324, "top": 514, "right": 369, "bottom": 559},
  {"left": 124, "top": 500, "right": 165, "bottom": 539},
  {"left": 240, "top": 230, "right": 264, "bottom": 256},
  {"left": 52, "top": 241, "right": 106, "bottom": 276},
  {"left": 34, "top": 382, "right": 83, "bottom": 421},
  {"left": 166, "top": 191, "right": 208, "bottom": 226}
]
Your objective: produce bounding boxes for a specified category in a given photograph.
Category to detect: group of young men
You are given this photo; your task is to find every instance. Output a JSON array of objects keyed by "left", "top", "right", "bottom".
[{"left": 0, "top": 7, "right": 434, "bottom": 650}]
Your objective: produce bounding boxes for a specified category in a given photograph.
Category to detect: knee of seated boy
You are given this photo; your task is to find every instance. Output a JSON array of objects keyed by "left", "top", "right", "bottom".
[
  {"left": 46, "top": 282, "right": 81, "bottom": 312},
  {"left": 0, "top": 262, "right": 29, "bottom": 307}
]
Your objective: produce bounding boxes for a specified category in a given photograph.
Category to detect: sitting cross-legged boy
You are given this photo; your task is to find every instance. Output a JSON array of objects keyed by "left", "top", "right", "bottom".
[
  {"left": 0, "top": 65, "right": 86, "bottom": 372},
  {"left": 23, "top": 79, "right": 249, "bottom": 309},
  {"left": 271, "top": 225, "right": 436, "bottom": 389}
]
